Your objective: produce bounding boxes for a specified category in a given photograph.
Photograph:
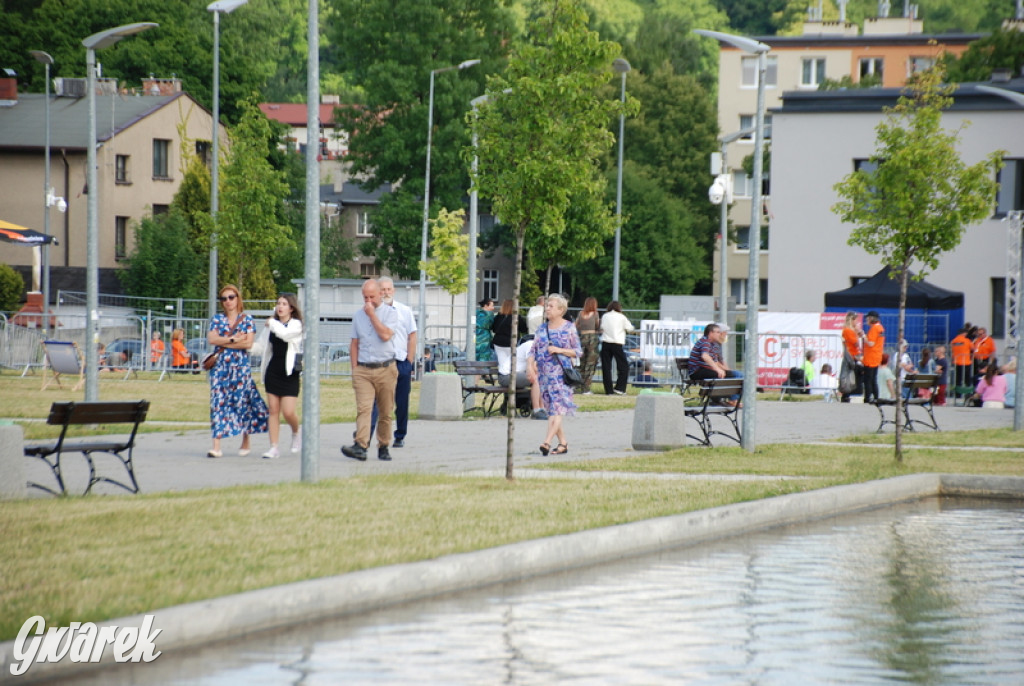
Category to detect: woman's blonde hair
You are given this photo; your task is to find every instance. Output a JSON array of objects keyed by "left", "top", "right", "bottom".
[
  {"left": 219, "top": 284, "right": 244, "bottom": 313},
  {"left": 172, "top": 328, "right": 185, "bottom": 341},
  {"left": 546, "top": 293, "right": 568, "bottom": 315},
  {"left": 499, "top": 299, "right": 516, "bottom": 316}
]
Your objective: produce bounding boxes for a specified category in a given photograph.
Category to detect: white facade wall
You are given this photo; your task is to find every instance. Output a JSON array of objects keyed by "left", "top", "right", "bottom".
[{"left": 770, "top": 105, "right": 1024, "bottom": 345}]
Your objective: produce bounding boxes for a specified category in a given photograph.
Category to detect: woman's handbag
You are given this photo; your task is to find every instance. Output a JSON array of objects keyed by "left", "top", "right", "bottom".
[
  {"left": 293, "top": 353, "right": 303, "bottom": 374},
  {"left": 562, "top": 362, "right": 583, "bottom": 388},
  {"left": 202, "top": 350, "right": 220, "bottom": 371}
]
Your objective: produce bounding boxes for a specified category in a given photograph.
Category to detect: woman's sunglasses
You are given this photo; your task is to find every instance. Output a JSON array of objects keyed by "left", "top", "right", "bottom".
[{"left": 218, "top": 294, "right": 237, "bottom": 302}]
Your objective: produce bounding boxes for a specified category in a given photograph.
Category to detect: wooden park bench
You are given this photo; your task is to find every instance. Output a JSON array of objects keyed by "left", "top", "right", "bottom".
[
  {"left": 871, "top": 373, "right": 940, "bottom": 433},
  {"left": 23, "top": 400, "right": 150, "bottom": 496},
  {"left": 453, "top": 360, "right": 506, "bottom": 417},
  {"left": 684, "top": 377, "right": 744, "bottom": 446}
]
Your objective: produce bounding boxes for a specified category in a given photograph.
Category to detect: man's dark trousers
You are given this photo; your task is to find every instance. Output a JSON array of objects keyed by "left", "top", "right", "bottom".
[{"left": 371, "top": 358, "right": 412, "bottom": 440}]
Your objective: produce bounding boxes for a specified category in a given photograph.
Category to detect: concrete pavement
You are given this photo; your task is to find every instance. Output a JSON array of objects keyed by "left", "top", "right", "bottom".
[{"left": 26, "top": 397, "right": 1017, "bottom": 496}]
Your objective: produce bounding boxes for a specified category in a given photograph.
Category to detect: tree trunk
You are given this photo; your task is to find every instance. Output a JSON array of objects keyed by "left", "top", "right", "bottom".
[
  {"left": 544, "top": 264, "right": 553, "bottom": 296},
  {"left": 895, "top": 264, "right": 909, "bottom": 462},
  {"left": 507, "top": 228, "right": 527, "bottom": 481}
]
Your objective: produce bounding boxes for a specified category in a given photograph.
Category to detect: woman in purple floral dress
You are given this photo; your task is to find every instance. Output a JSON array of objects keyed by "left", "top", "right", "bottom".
[
  {"left": 206, "top": 284, "right": 268, "bottom": 458},
  {"left": 528, "top": 293, "right": 582, "bottom": 456}
]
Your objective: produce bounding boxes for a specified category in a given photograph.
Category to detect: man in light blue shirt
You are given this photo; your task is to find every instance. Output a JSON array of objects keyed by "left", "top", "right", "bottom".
[
  {"left": 342, "top": 279, "right": 399, "bottom": 462},
  {"left": 370, "top": 276, "right": 418, "bottom": 447}
]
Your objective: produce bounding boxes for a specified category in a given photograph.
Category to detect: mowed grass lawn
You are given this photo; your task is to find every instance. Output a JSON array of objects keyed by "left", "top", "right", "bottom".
[{"left": 2, "top": 369, "right": 1023, "bottom": 641}]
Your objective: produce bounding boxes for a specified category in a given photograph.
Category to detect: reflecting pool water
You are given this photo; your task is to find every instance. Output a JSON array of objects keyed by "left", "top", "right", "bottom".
[{"left": 59, "top": 498, "right": 1024, "bottom": 685}]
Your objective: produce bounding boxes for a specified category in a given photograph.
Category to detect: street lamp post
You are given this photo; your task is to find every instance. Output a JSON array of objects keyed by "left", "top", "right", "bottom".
[
  {"left": 695, "top": 29, "right": 770, "bottom": 453},
  {"left": 977, "top": 83, "right": 1024, "bottom": 431},
  {"left": 417, "top": 59, "right": 479, "bottom": 369},
  {"left": 207, "top": 0, "right": 249, "bottom": 320},
  {"left": 711, "top": 127, "right": 754, "bottom": 359},
  {"left": 83, "top": 22, "right": 158, "bottom": 401},
  {"left": 29, "top": 50, "right": 54, "bottom": 335},
  {"left": 611, "top": 58, "right": 631, "bottom": 303}
]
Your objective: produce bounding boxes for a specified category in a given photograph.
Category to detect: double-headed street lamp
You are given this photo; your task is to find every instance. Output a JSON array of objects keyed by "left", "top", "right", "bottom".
[
  {"left": 417, "top": 58, "right": 480, "bottom": 368},
  {"left": 207, "top": 0, "right": 249, "bottom": 319},
  {"left": 977, "top": 83, "right": 1024, "bottom": 432},
  {"left": 83, "top": 22, "right": 158, "bottom": 401},
  {"left": 694, "top": 29, "right": 770, "bottom": 453},
  {"left": 611, "top": 57, "right": 631, "bottom": 303}
]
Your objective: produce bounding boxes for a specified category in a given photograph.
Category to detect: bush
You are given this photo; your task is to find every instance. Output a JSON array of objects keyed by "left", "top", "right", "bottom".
[{"left": 0, "top": 263, "right": 25, "bottom": 312}]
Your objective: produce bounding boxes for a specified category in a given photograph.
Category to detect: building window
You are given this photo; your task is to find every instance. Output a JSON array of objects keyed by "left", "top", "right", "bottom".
[
  {"left": 483, "top": 269, "right": 499, "bottom": 301},
  {"left": 741, "top": 55, "right": 778, "bottom": 88},
  {"left": 732, "top": 172, "right": 753, "bottom": 198},
  {"left": 195, "top": 141, "right": 211, "bottom": 167},
  {"left": 152, "top": 139, "right": 170, "bottom": 178},
  {"left": 730, "top": 278, "right": 768, "bottom": 307},
  {"left": 801, "top": 58, "right": 826, "bottom": 87},
  {"left": 115, "top": 155, "right": 130, "bottom": 184},
  {"left": 359, "top": 263, "right": 380, "bottom": 279},
  {"left": 738, "top": 114, "right": 772, "bottom": 142},
  {"left": 735, "top": 225, "right": 769, "bottom": 252},
  {"left": 152, "top": 204, "right": 169, "bottom": 216},
  {"left": 993, "top": 278, "right": 1006, "bottom": 339},
  {"left": 115, "top": 216, "right": 129, "bottom": 260},
  {"left": 908, "top": 56, "right": 934, "bottom": 76},
  {"left": 859, "top": 57, "right": 884, "bottom": 83},
  {"left": 356, "top": 210, "right": 372, "bottom": 236},
  {"left": 996, "top": 159, "right": 1024, "bottom": 216}
]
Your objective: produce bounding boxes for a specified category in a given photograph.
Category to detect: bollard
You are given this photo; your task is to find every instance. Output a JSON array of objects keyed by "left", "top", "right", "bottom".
[
  {"left": 418, "top": 373, "right": 464, "bottom": 420},
  {"left": 0, "top": 423, "right": 26, "bottom": 500},
  {"left": 631, "top": 391, "right": 688, "bottom": 451}
]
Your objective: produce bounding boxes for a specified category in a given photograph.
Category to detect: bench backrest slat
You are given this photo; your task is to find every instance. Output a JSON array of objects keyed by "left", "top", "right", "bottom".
[
  {"left": 454, "top": 361, "right": 499, "bottom": 375},
  {"left": 47, "top": 401, "right": 150, "bottom": 426},
  {"left": 700, "top": 379, "right": 743, "bottom": 399},
  {"left": 903, "top": 374, "right": 938, "bottom": 390}
]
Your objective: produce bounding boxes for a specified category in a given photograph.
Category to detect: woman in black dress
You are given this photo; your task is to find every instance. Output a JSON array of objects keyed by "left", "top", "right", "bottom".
[{"left": 259, "top": 293, "right": 303, "bottom": 459}]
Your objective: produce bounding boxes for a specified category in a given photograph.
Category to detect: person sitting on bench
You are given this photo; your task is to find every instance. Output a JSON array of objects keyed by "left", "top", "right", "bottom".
[{"left": 687, "top": 323, "right": 742, "bottom": 405}]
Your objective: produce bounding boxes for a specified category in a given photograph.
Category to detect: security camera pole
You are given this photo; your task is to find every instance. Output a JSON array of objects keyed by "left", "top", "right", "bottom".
[{"left": 695, "top": 29, "right": 770, "bottom": 452}]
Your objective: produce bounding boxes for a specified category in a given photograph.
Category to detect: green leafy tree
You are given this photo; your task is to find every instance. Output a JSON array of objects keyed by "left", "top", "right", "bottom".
[
  {"left": 215, "top": 100, "right": 291, "bottom": 298},
  {"left": 118, "top": 211, "right": 203, "bottom": 300},
  {"left": 328, "top": 0, "right": 517, "bottom": 277},
  {"left": 422, "top": 208, "right": 472, "bottom": 329},
  {"left": 473, "top": 0, "right": 626, "bottom": 478},
  {"left": 832, "top": 66, "right": 1001, "bottom": 461},
  {"left": 0, "top": 263, "right": 25, "bottom": 312},
  {"left": 944, "top": 28, "right": 1024, "bottom": 84}
]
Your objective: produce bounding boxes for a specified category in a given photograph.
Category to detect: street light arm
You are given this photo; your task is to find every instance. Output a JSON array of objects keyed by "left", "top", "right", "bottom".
[
  {"left": 977, "top": 84, "right": 1024, "bottom": 108},
  {"left": 721, "top": 126, "right": 756, "bottom": 145},
  {"left": 83, "top": 22, "right": 158, "bottom": 50},
  {"left": 208, "top": 0, "right": 249, "bottom": 12},
  {"left": 692, "top": 29, "right": 769, "bottom": 54}
]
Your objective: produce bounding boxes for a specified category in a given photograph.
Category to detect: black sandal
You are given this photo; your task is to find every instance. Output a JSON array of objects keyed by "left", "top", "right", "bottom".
[
  {"left": 552, "top": 443, "right": 568, "bottom": 455},
  {"left": 539, "top": 443, "right": 550, "bottom": 456}
]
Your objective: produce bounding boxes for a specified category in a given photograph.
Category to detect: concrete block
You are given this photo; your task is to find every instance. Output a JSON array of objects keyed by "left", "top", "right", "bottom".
[
  {"left": 418, "top": 373, "right": 464, "bottom": 420},
  {"left": 0, "top": 424, "right": 25, "bottom": 500},
  {"left": 631, "top": 391, "right": 687, "bottom": 451}
]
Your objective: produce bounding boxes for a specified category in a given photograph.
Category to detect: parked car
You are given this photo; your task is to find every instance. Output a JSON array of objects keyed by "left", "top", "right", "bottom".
[
  {"left": 186, "top": 337, "right": 211, "bottom": 360},
  {"left": 425, "top": 339, "right": 466, "bottom": 368},
  {"left": 103, "top": 338, "right": 143, "bottom": 368}
]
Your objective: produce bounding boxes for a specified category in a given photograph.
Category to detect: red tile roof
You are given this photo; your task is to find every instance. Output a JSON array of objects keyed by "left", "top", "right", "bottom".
[{"left": 259, "top": 103, "right": 344, "bottom": 127}]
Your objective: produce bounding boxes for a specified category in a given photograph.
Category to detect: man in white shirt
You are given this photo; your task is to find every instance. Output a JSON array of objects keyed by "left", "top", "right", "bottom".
[
  {"left": 526, "top": 296, "right": 545, "bottom": 335},
  {"left": 370, "top": 276, "right": 417, "bottom": 448}
]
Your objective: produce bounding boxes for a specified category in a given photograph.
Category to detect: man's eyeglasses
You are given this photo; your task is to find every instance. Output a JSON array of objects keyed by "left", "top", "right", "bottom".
[{"left": 218, "top": 294, "right": 237, "bottom": 302}]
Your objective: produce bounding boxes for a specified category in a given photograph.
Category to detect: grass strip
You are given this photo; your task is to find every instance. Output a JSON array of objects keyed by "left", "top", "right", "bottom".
[{"left": 0, "top": 473, "right": 819, "bottom": 641}]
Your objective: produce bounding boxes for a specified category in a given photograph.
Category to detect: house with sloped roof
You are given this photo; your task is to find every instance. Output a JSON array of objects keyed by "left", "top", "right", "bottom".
[{"left": 0, "top": 75, "right": 223, "bottom": 301}]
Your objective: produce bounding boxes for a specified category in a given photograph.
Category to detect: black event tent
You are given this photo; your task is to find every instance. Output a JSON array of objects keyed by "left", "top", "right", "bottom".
[
  {"left": 824, "top": 267, "right": 965, "bottom": 345},
  {"left": 824, "top": 266, "right": 963, "bottom": 310}
]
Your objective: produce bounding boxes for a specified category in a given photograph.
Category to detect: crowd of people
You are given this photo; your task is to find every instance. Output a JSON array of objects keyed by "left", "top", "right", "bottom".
[{"left": 839, "top": 311, "right": 1015, "bottom": 409}]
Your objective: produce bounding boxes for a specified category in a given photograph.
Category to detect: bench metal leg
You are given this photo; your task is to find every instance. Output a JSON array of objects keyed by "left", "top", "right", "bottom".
[
  {"left": 81, "top": 449, "right": 141, "bottom": 495},
  {"left": 25, "top": 453, "right": 67, "bottom": 496}
]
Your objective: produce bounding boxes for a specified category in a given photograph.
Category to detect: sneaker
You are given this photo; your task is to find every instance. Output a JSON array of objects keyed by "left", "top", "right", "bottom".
[
  {"left": 290, "top": 431, "right": 301, "bottom": 454},
  {"left": 393, "top": 438, "right": 404, "bottom": 448},
  {"left": 531, "top": 409, "right": 549, "bottom": 420},
  {"left": 613, "top": 390, "right": 627, "bottom": 395},
  {"left": 378, "top": 446, "right": 392, "bottom": 461},
  {"left": 341, "top": 443, "right": 367, "bottom": 461},
  {"left": 262, "top": 446, "right": 280, "bottom": 459}
]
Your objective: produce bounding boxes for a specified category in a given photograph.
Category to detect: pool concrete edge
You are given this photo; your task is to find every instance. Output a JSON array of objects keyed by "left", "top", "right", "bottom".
[{"left": 4, "top": 473, "right": 1024, "bottom": 684}]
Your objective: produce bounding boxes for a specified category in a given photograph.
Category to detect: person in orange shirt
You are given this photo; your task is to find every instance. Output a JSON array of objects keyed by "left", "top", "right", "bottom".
[
  {"left": 170, "top": 328, "right": 198, "bottom": 373},
  {"left": 972, "top": 326, "right": 996, "bottom": 376},
  {"left": 861, "top": 311, "right": 885, "bottom": 403},
  {"left": 150, "top": 330, "right": 166, "bottom": 367},
  {"left": 950, "top": 326, "right": 973, "bottom": 397},
  {"left": 840, "top": 311, "right": 864, "bottom": 402}
]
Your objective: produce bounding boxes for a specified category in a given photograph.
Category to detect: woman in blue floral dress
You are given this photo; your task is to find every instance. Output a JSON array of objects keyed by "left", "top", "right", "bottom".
[
  {"left": 206, "top": 284, "right": 268, "bottom": 458},
  {"left": 528, "top": 293, "right": 582, "bottom": 456}
]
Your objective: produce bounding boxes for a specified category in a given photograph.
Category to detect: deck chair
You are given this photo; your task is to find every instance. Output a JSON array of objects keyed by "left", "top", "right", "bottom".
[{"left": 40, "top": 340, "right": 84, "bottom": 392}]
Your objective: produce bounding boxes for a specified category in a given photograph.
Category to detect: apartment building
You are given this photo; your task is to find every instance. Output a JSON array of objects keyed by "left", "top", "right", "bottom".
[{"left": 712, "top": 15, "right": 978, "bottom": 316}]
